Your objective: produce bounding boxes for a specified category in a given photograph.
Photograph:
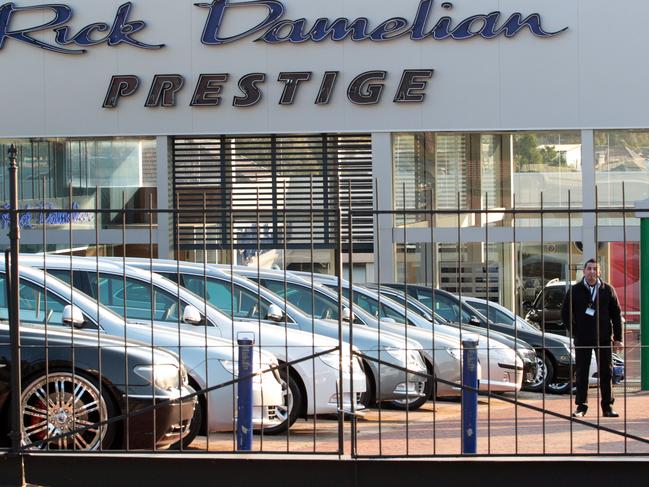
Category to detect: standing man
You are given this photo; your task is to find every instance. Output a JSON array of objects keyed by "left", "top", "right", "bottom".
[{"left": 561, "top": 259, "right": 623, "bottom": 418}]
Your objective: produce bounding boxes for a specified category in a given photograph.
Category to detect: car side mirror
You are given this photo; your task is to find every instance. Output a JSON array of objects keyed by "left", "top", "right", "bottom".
[
  {"left": 382, "top": 317, "right": 397, "bottom": 323},
  {"left": 342, "top": 307, "right": 356, "bottom": 322},
  {"left": 266, "top": 304, "right": 284, "bottom": 322},
  {"left": 183, "top": 305, "right": 202, "bottom": 325},
  {"left": 469, "top": 316, "right": 481, "bottom": 327},
  {"left": 62, "top": 304, "right": 86, "bottom": 329}
]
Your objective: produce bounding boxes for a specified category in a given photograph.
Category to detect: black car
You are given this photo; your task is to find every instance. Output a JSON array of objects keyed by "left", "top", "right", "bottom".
[
  {"left": 524, "top": 280, "right": 572, "bottom": 336},
  {"left": 363, "top": 284, "right": 539, "bottom": 391},
  {"left": 380, "top": 284, "right": 575, "bottom": 394},
  {"left": 0, "top": 323, "right": 195, "bottom": 450}
]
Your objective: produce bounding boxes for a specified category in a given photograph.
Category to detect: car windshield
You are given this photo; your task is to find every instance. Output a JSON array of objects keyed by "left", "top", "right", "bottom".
[{"left": 467, "top": 299, "right": 541, "bottom": 333}]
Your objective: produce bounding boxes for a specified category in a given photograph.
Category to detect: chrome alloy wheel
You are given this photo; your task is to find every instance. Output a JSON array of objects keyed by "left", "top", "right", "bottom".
[
  {"left": 528, "top": 357, "right": 547, "bottom": 390},
  {"left": 272, "top": 380, "right": 294, "bottom": 424},
  {"left": 21, "top": 373, "right": 108, "bottom": 450}
]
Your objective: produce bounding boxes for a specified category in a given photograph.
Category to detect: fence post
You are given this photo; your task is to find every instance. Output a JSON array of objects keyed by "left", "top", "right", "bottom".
[
  {"left": 636, "top": 201, "right": 649, "bottom": 391},
  {"left": 236, "top": 337, "right": 254, "bottom": 451},
  {"left": 641, "top": 218, "right": 649, "bottom": 391},
  {"left": 462, "top": 338, "right": 479, "bottom": 454},
  {"left": 7, "top": 145, "right": 23, "bottom": 454}
]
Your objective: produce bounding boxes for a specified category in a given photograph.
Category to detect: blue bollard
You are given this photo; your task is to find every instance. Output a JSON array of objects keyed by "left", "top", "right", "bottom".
[
  {"left": 462, "top": 338, "right": 479, "bottom": 454},
  {"left": 237, "top": 337, "right": 254, "bottom": 451}
]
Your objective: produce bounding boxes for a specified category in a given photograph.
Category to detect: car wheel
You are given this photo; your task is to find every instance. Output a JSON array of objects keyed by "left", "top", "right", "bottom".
[
  {"left": 384, "top": 376, "right": 433, "bottom": 411},
  {"left": 169, "top": 385, "right": 202, "bottom": 450},
  {"left": 21, "top": 372, "right": 116, "bottom": 450},
  {"left": 546, "top": 364, "right": 572, "bottom": 395},
  {"left": 537, "top": 357, "right": 563, "bottom": 394},
  {"left": 524, "top": 355, "right": 548, "bottom": 393},
  {"left": 261, "top": 374, "right": 300, "bottom": 435}
]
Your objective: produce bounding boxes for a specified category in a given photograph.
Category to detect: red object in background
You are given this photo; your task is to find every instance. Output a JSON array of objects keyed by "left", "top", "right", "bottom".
[{"left": 609, "top": 243, "right": 640, "bottom": 319}]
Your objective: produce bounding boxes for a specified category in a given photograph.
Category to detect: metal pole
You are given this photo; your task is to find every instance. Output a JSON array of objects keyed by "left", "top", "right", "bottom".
[
  {"left": 236, "top": 337, "right": 254, "bottom": 451},
  {"left": 461, "top": 338, "right": 479, "bottom": 455},
  {"left": 641, "top": 218, "right": 649, "bottom": 391},
  {"left": 8, "top": 144, "right": 23, "bottom": 455}
]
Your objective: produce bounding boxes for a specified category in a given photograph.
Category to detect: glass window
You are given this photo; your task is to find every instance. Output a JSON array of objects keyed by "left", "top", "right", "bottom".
[
  {"left": 183, "top": 276, "right": 271, "bottom": 321},
  {"left": 87, "top": 273, "right": 179, "bottom": 323},
  {"left": 513, "top": 132, "right": 582, "bottom": 209},
  {"left": 0, "top": 137, "right": 157, "bottom": 229},
  {"left": 595, "top": 130, "right": 649, "bottom": 207},
  {"left": 261, "top": 280, "right": 339, "bottom": 320},
  {"left": 0, "top": 275, "right": 72, "bottom": 327},
  {"left": 432, "top": 293, "right": 460, "bottom": 323}
]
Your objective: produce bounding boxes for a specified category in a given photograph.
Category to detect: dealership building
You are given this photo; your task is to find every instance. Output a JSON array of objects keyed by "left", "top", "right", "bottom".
[{"left": 0, "top": 0, "right": 646, "bottom": 320}]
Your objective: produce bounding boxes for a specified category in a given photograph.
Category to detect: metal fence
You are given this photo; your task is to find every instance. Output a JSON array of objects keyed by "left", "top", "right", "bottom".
[{"left": 0, "top": 149, "right": 647, "bottom": 464}]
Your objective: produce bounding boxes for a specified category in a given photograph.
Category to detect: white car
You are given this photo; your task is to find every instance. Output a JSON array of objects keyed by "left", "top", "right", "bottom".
[
  {"left": 23, "top": 255, "right": 367, "bottom": 428},
  {"left": 306, "top": 273, "right": 524, "bottom": 393},
  {"left": 5, "top": 264, "right": 285, "bottom": 446}
]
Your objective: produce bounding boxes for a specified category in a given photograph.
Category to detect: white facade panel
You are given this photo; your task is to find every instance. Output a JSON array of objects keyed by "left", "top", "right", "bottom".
[{"left": 0, "top": 0, "right": 644, "bottom": 137}]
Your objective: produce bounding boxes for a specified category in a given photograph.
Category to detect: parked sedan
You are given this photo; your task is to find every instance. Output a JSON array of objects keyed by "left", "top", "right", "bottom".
[
  {"left": 24, "top": 255, "right": 365, "bottom": 429},
  {"left": 306, "top": 274, "right": 525, "bottom": 393},
  {"left": 228, "top": 266, "right": 467, "bottom": 400},
  {"left": 123, "top": 260, "right": 430, "bottom": 410},
  {"left": 11, "top": 261, "right": 285, "bottom": 444},
  {"left": 463, "top": 296, "right": 625, "bottom": 390},
  {"left": 0, "top": 323, "right": 195, "bottom": 450}
]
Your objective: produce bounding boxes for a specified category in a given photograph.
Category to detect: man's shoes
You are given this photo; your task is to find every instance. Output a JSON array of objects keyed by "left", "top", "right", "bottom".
[
  {"left": 603, "top": 409, "right": 620, "bottom": 418},
  {"left": 572, "top": 406, "right": 588, "bottom": 418}
]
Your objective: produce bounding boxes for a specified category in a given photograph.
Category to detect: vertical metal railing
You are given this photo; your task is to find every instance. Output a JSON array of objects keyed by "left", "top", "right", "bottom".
[{"left": 1, "top": 171, "right": 649, "bottom": 460}]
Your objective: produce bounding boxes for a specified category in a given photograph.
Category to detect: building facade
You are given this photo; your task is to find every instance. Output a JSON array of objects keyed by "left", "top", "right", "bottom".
[{"left": 0, "top": 0, "right": 646, "bottom": 322}]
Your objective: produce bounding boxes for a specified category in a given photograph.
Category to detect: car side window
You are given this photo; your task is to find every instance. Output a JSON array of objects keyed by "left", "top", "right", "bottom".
[
  {"left": 0, "top": 275, "right": 71, "bottom": 328},
  {"left": 183, "top": 276, "right": 271, "bottom": 320},
  {"left": 467, "top": 300, "right": 488, "bottom": 315},
  {"left": 265, "top": 281, "right": 340, "bottom": 320},
  {"left": 379, "top": 302, "right": 407, "bottom": 323},
  {"left": 433, "top": 294, "right": 460, "bottom": 322},
  {"left": 353, "top": 293, "right": 379, "bottom": 317},
  {"left": 87, "top": 274, "right": 179, "bottom": 322},
  {"left": 544, "top": 288, "right": 565, "bottom": 310}
]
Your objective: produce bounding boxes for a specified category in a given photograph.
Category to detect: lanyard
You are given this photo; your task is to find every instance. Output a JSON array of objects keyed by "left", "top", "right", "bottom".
[{"left": 587, "top": 282, "right": 598, "bottom": 307}]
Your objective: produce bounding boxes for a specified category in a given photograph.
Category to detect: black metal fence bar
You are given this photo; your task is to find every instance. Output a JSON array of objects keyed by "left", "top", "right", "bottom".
[{"left": 0, "top": 171, "right": 646, "bottom": 461}]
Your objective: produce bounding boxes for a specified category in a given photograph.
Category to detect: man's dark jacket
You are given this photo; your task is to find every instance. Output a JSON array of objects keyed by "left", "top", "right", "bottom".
[{"left": 561, "top": 280, "right": 623, "bottom": 346}]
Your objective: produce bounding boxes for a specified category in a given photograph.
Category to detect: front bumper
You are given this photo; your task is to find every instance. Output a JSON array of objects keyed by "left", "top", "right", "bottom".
[
  {"left": 366, "top": 352, "right": 428, "bottom": 402},
  {"left": 124, "top": 386, "right": 196, "bottom": 450}
]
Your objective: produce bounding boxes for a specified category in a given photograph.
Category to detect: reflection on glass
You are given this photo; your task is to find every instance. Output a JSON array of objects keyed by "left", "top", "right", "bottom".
[
  {"left": 595, "top": 130, "right": 649, "bottom": 226},
  {"left": 0, "top": 138, "right": 157, "bottom": 229}
]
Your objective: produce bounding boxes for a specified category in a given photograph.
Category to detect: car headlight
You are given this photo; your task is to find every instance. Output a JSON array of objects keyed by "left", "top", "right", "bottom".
[
  {"left": 134, "top": 364, "right": 181, "bottom": 391},
  {"left": 320, "top": 350, "right": 353, "bottom": 372},
  {"left": 220, "top": 358, "right": 266, "bottom": 383},
  {"left": 445, "top": 347, "right": 462, "bottom": 360},
  {"left": 219, "top": 359, "right": 236, "bottom": 375},
  {"left": 385, "top": 347, "right": 425, "bottom": 370},
  {"left": 521, "top": 347, "right": 537, "bottom": 362}
]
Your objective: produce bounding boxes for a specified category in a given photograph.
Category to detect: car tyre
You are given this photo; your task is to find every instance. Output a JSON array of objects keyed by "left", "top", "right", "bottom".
[
  {"left": 524, "top": 354, "right": 548, "bottom": 393},
  {"left": 20, "top": 371, "right": 117, "bottom": 450},
  {"left": 261, "top": 374, "right": 300, "bottom": 435},
  {"left": 384, "top": 375, "right": 433, "bottom": 411}
]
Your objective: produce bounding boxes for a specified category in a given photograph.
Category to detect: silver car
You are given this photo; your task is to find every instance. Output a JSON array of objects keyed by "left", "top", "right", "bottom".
[
  {"left": 123, "top": 259, "right": 431, "bottom": 410},
  {"left": 23, "top": 255, "right": 367, "bottom": 428},
  {"left": 306, "top": 273, "right": 524, "bottom": 393},
  {"left": 4, "top": 263, "right": 285, "bottom": 446},
  {"left": 227, "top": 266, "right": 468, "bottom": 400}
]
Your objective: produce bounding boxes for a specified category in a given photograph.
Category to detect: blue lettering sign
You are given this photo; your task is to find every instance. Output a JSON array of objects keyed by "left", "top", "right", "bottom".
[
  {"left": 0, "top": 202, "right": 94, "bottom": 229},
  {"left": 0, "top": 2, "right": 163, "bottom": 54},
  {"left": 197, "top": 0, "right": 568, "bottom": 45}
]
